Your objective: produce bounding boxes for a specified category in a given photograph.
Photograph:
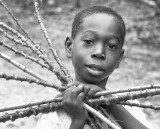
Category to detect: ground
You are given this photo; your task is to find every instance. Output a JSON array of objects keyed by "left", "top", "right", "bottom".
[{"left": 0, "top": 0, "right": 160, "bottom": 129}]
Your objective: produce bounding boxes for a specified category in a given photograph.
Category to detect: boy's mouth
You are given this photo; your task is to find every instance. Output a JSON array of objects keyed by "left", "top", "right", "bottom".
[{"left": 85, "top": 64, "right": 104, "bottom": 71}]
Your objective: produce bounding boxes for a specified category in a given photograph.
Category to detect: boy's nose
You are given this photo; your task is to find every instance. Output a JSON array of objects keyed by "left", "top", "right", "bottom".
[{"left": 91, "top": 43, "right": 105, "bottom": 60}]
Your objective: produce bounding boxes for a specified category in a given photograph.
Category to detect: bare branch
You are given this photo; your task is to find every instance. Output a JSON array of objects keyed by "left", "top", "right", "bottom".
[
  {"left": 34, "top": 0, "right": 72, "bottom": 83},
  {"left": 0, "top": 52, "right": 61, "bottom": 90},
  {"left": 0, "top": 27, "right": 28, "bottom": 46},
  {"left": 88, "top": 89, "right": 160, "bottom": 105},
  {"left": 0, "top": 22, "right": 69, "bottom": 84},
  {"left": 94, "top": 83, "right": 160, "bottom": 97},
  {"left": 0, "top": 97, "right": 62, "bottom": 113},
  {"left": 0, "top": 73, "right": 66, "bottom": 90},
  {"left": 0, "top": 102, "right": 63, "bottom": 122},
  {"left": 0, "top": 0, "right": 43, "bottom": 51},
  {"left": 117, "top": 101, "right": 160, "bottom": 110},
  {"left": 0, "top": 40, "right": 49, "bottom": 69}
]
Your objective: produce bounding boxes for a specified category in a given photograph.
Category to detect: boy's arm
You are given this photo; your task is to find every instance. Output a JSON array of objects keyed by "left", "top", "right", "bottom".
[{"left": 108, "top": 104, "right": 149, "bottom": 129}]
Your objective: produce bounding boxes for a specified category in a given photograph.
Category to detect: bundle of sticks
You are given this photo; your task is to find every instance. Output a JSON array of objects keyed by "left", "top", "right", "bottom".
[{"left": 0, "top": 0, "right": 160, "bottom": 129}]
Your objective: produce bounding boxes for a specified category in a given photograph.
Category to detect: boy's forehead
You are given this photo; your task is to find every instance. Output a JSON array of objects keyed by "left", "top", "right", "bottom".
[{"left": 80, "top": 14, "right": 123, "bottom": 41}]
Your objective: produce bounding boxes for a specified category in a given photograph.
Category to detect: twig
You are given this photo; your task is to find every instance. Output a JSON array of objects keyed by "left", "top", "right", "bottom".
[
  {"left": 0, "top": 40, "right": 49, "bottom": 69},
  {"left": 83, "top": 103, "right": 121, "bottom": 129},
  {"left": 0, "top": 21, "right": 54, "bottom": 70},
  {"left": 0, "top": 21, "right": 28, "bottom": 45},
  {"left": 92, "top": 112, "right": 104, "bottom": 129},
  {"left": 0, "top": 52, "right": 61, "bottom": 90},
  {"left": 98, "top": 106, "right": 121, "bottom": 127},
  {"left": 87, "top": 115, "right": 97, "bottom": 129},
  {"left": 0, "top": 73, "right": 65, "bottom": 90},
  {"left": 3, "top": 87, "right": 160, "bottom": 113},
  {"left": 0, "top": 98, "right": 121, "bottom": 129},
  {"left": 88, "top": 89, "right": 160, "bottom": 105},
  {"left": 0, "top": 102, "right": 63, "bottom": 122},
  {"left": 0, "top": 0, "right": 43, "bottom": 51},
  {"left": 0, "top": 17, "right": 68, "bottom": 84},
  {"left": 34, "top": 0, "right": 72, "bottom": 83},
  {"left": 0, "top": 21, "right": 44, "bottom": 55},
  {"left": 94, "top": 83, "right": 160, "bottom": 97},
  {"left": 0, "top": 45, "right": 66, "bottom": 83},
  {"left": 117, "top": 101, "right": 160, "bottom": 110},
  {"left": 0, "top": 27, "right": 28, "bottom": 46},
  {"left": 0, "top": 97, "right": 62, "bottom": 112}
]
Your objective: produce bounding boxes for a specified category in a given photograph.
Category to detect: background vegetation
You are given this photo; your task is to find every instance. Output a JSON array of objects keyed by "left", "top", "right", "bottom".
[{"left": 0, "top": 0, "right": 160, "bottom": 128}]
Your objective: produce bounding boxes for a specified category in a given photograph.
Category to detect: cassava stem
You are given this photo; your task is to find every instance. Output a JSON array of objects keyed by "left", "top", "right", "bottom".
[
  {"left": 0, "top": 73, "right": 66, "bottom": 90},
  {"left": 34, "top": 0, "right": 72, "bottom": 83},
  {"left": 94, "top": 83, "right": 160, "bottom": 97},
  {"left": 0, "top": 52, "right": 61, "bottom": 90}
]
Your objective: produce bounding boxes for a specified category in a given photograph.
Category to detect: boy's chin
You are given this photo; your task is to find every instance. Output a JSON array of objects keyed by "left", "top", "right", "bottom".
[{"left": 82, "top": 75, "right": 108, "bottom": 85}]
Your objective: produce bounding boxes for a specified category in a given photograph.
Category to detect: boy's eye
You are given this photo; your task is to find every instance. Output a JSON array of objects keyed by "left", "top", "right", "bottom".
[
  {"left": 84, "top": 40, "right": 94, "bottom": 45},
  {"left": 107, "top": 44, "right": 117, "bottom": 50}
]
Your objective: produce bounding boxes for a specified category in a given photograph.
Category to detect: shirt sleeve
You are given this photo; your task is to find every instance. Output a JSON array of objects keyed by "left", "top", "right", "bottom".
[{"left": 35, "top": 109, "right": 71, "bottom": 129}]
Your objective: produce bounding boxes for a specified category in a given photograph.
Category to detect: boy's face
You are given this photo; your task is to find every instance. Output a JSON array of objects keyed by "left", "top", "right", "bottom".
[{"left": 65, "top": 13, "right": 124, "bottom": 85}]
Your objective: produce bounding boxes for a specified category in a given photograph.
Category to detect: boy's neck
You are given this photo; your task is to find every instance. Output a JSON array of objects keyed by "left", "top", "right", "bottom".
[{"left": 75, "top": 75, "right": 108, "bottom": 90}]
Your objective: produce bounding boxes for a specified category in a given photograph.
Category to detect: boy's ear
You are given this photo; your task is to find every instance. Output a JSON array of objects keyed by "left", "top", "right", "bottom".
[
  {"left": 65, "top": 37, "right": 72, "bottom": 58},
  {"left": 115, "top": 49, "right": 125, "bottom": 68}
]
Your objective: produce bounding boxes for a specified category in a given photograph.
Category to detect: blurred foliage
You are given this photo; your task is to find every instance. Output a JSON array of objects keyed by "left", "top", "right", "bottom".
[{"left": 4, "top": 0, "right": 160, "bottom": 48}]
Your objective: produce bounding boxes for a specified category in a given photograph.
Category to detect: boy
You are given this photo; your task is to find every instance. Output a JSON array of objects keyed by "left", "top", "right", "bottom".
[{"left": 36, "top": 6, "right": 149, "bottom": 129}]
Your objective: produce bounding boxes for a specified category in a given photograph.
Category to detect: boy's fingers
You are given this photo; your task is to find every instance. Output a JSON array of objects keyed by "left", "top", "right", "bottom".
[
  {"left": 63, "top": 84, "right": 84, "bottom": 100},
  {"left": 77, "top": 92, "right": 86, "bottom": 102},
  {"left": 72, "top": 84, "right": 84, "bottom": 96},
  {"left": 88, "top": 88, "right": 101, "bottom": 97},
  {"left": 83, "top": 86, "right": 90, "bottom": 95}
]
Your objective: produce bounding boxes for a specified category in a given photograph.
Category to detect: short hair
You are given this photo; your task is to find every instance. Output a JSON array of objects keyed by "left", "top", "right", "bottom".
[{"left": 71, "top": 6, "right": 126, "bottom": 43}]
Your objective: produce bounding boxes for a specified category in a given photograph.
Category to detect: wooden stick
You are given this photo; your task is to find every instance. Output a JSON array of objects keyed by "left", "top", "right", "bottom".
[
  {"left": 117, "top": 101, "right": 160, "bottom": 110},
  {"left": 34, "top": 0, "right": 72, "bottom": 83},
  {"left": 0, "top": 97, "right": 62, "bottom": 112},
  {"left": 0, "top": 27, "right": 28, "bottom": 46},
  {"left": 0, "top": 21, "right": 28, "bottom": 45},
  {"left": 0, "top": 21, "right": 45, "bottom": 56},
  {"left": 83, "top": 103, "right": 121, "bottom": 129},
  {"left": 94, "top": 83, "right": 160, "bottom": 97},
  {"left": 0, "top": 102, "right": 63, "bottom": 122},
  {"left": 0, "top": 52, "right": 61, "bottom": 89},
  {"left": 88, "top": 89, "right": 160, "bottom": 105},
  {"left": 0, "top": 40, "right": 49, "bottom": 69},
  {"left": 0, "top": 0, "right": 42, "bottom": 51},
  {"left": 0, "top": 73, "right": 66, "bottom": 90}
]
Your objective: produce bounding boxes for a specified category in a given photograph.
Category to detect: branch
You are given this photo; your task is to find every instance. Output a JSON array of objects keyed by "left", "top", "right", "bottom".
[
  {"left": 34, "top": 0, "right": 72, "bottom": 83},
  {"left": 88, "top": 89, "right": 160, "bottom": 105},
  {"left": 0, "top": 98, "right": 121, "bottom": 129},
  {"left": 94, "top": 83, "right": 160, "bottom": 97},
  {"left": 0, "top": 52, "right": 62, "bottom": 90},
  {"left": 117, "top": 101, "right": 160, "bottom": 110},
  {"left": 0, "top": 22, "right": 69, "bottom": 85},
  {"left": 0, "top": 73, "right": 66, "bottom": 90},
  {"left": 98, "top": 106, "right": 121, "bottom": 127},
  {"left": 0, "top": 27, "right": 28, "bottom": 47},
  {"left": 0, "top": 102, "right": 63, "bottom": 122},
  {"left": 0, "top": 0, "right": 44, "bottom": 53},
  {"left": 0, "top": 97, "right": 62, "bottom": 112},
  {"left": 0, "top": 40, "right": 49, "bottom": 69}
]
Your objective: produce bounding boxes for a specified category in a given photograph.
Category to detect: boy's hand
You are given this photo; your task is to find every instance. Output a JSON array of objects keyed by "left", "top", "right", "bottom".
[
  {"left": 67, "top": 81, "right": 105, "bottom": 98},
  {"left": 63, "top": 84, "right": 88, "bottom": 122}
]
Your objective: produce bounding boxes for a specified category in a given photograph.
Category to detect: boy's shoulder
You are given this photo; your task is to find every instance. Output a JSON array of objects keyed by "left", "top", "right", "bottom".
[{"left": 124, "top": 100, "right": 152, "bottom": 129}]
